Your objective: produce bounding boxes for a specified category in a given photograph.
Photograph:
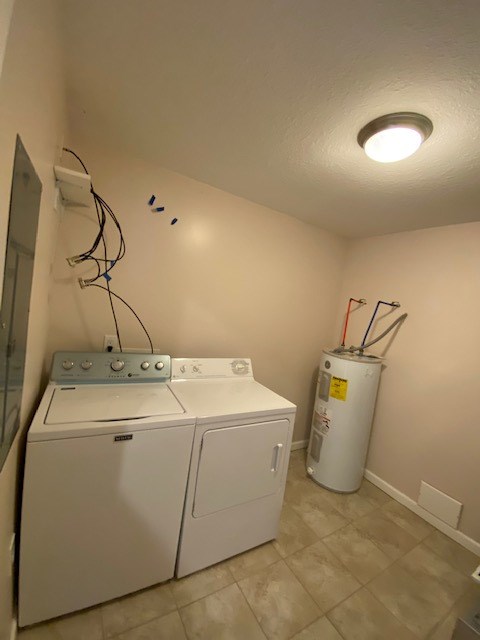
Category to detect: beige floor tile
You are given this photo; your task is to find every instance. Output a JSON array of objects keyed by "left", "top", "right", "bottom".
[
  {"left": 291, "top": 492, "right": 348, "bottom": 539},
  {"left": 423, "top": 530, "right": 480, "bottom": 576},
  {"left": 428, "top": 585, "right": 480, "bottom": 640},
  {"left": 284, "top": 476, "right": 338, "bottom": 507},
  {"left": 285, "top": 540, "right": 360, "bottom": 612},
  {"left": 238, "top": 560, "right": 320, "bottom": 640},
  {"left": 116, "top": 611, "right": 187, "bottom": 640},
  {"left": 428, "top": 616, "right": 460, "bottom": 640},
  {"left": 286, "top": 466, "right": 303, "bottom": 483},
  {"left": 289, "top": 449, "right": 305, "bottom": 462},
  {"left": 320, "top": 488, "right": 378, "bottom": 520},
  {"left": 283, "top": 475, "right": 299, "bottom": 503},
  {"left": 299, "top": 478, "right": 352, "bottom": 503},
  {"left": 401, "top": 545, "right": 471, "bottom": 605},
  {"left": 19, "top": 607, "right": 103, "bottom": 640},
  {"left": 272, "top": 505, "right": 318, "bottom": 558},
  {"left": 180, "top": 583, "right": 266, "bottom": 640},
  {"left": 428, "top": 616, "right": 459, "bottom": 640},
  {"left": 288, "top": 451, "right": 307, "bottom": 480},
  {"left": 354, "top": 509, "right": 418, "bottom": 560},
  {"left": 283, "top": 477, "right": 304, "bottom": 504},
  {"left": 18, "top": 625, "right": 60, "bottom": 640},
  {"left": 171, "top": 561, "right": 234, "bottom": 608},
  {"left": 357, "top": 480, "right": 391, "bottom": 508},
  {"left": 290, "top": 616, "right": 343, "bottom": 640},
  {"left": 101, "top": 582, "right": 176, "bottom": 638},
  {"left": 283, "top": 474, "right": 324, "bottom": 506},
  {"left": 368, "top": 544, "right": 470, "bottom": 638},
  {"left": 227, "top": 542, "right": 280, "bottom": 581},
  {"left": 327, "top": 588, "right": 417, "bottom": 640},
  {"left": 323, "top": 523, "right": 392, "bottom": 583},
  {"left": 381, "top": 500, "right": 434, "bottom": 540},
  {"left": 368, "top": 564, "right": 445, "bottom": 638},
  {"left": 49, "top": 607, "right": 103, "bottom": 640}
]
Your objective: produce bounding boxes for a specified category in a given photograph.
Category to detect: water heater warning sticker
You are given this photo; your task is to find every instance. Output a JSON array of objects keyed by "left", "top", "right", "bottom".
[
  {"left": 313, "top": 405, "right": 332, "bottom": 435},
  {"left": 330, "top": 377, "right": 348, "bottom": 401}
]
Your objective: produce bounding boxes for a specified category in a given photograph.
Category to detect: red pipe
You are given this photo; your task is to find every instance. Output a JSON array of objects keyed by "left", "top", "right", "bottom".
[{"left": 341, "top": 297, "right": 366, "bottom": 346}]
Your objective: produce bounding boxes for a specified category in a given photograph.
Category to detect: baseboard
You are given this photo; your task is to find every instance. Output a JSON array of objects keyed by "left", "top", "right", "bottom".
[
  {"left": 291, "top": 439, "right": 308, "bottom": 451},
  {"left": 10, "top": 618, "right": 17, "bottom": 640},
  {"left": 364, "top": 469, "right": 480, "bottom": 557}
]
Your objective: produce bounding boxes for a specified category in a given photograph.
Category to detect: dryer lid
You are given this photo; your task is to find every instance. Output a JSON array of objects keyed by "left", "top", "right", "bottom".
[
  {"left": 169, "top": 379, "right": 295, "bottom": 422},
  {"left": 45, "top": 383, "right": 185, "bottom": 424}
]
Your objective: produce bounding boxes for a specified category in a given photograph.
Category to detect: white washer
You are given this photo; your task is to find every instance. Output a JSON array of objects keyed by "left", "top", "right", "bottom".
[
  {"left": 169, "top": 358, "right": 296, "bottom": 578},
  {"left": 19, "top": 352, "right": 195, "bottom": 627}
]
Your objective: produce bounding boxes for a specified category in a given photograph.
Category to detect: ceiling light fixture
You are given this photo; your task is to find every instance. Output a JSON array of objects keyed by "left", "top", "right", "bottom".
[{"left": 357, "top": 112, "right": 433, "bottom": 163}]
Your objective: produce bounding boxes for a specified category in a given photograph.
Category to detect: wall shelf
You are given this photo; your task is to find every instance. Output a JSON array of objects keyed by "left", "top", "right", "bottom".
[{"left": 54, "top": 165, "right": 91, "bottom": 207}]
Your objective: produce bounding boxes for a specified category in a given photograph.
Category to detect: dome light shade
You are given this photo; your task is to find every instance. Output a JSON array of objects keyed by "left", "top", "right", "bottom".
[{"left": 358, "top": 112, "right": 433, "bottom": 163}]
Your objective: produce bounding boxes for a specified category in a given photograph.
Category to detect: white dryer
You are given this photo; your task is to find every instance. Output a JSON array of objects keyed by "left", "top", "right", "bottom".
[
  {"left": 19, "top": 352, "right": 195, "bottom": 627},
  {"left": 169, "top": 358, "right": 296, "bottom": 578}
]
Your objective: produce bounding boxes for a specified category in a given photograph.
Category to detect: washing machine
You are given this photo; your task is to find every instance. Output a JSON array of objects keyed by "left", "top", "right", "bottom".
[
  {"left": 169, "top": 358, "right": 296, "bottom": 577},
  {"left": 19, "top": 351, "right": 195, "bottom": 627}
]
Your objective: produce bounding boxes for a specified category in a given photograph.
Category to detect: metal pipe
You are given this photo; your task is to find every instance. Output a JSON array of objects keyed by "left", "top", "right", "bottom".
[
  {"left": 341, "top": 297, "right": 366, "bottom": 347},
  {"left": 361, "top": 300, "right": 400, "bottom": 346}
]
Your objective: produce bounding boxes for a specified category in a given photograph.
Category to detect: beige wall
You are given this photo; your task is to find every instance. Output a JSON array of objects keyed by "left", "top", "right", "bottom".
[
  {"left": 48, "top": 141, "right": 347, "bottom": 442},
  {"left": 0, "top": 0, "right": 66, "bottom": 636},
  {"left": 0, "top": 0, "right": 14, "bottom": 77},
  {"left": 336, "top": 222, "right": 480, "bottom": 541}
]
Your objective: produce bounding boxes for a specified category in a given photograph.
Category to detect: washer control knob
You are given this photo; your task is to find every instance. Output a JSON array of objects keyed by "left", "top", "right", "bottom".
[
  {"left": 180, "top": 365, "right": 186, "bottom": 373},
  {"left": 193, "top": 365, "right": 200, "bottom": 373},
  {"left": 81, "top": 361, "right": 92, "bottom": 370},
  {"left": 155, "top": 362, "right": 165, "bottom": 371},
  {"left": 62, "top": 360, "right": 74, "bottom": 370},
  {"left": 140, "top": 361, "right": 150, "bottom": 370},
  {"left": 110, "top": 360, "right": 125, "bottom": 372}
]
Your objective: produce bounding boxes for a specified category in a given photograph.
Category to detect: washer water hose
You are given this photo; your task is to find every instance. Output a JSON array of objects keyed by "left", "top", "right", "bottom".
[
  {"left": 334, "top": 313, "right": 408, "bottom": 355},
  {"left": 361, "top": 300, "right": 400, "bottom": 346}
]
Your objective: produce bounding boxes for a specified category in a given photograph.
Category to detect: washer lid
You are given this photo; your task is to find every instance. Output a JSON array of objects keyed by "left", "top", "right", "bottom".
[{"left": 45, "top": 384, "right": 185, "bottom": 424}]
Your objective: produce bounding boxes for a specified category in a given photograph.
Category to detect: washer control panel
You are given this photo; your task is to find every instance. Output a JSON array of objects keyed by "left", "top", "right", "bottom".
[
  {"left": 171, "top": 358, "right": 252, "bottom": 380},
  {"left": 51, "top": 352, "right": 171, "bottom": 383}
]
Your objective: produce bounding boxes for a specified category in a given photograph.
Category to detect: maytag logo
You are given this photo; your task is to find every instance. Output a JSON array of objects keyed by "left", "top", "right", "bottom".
[{"left": 114, "top": 434, "right": 133, "bottom": 442}]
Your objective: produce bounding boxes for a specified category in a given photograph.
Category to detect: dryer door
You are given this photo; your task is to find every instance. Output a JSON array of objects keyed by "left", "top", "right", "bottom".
[{"left": 193, "top": 419, "right": 289, "bottom": 517}]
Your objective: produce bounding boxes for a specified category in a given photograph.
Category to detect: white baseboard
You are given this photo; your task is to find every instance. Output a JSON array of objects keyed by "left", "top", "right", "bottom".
[
  {"left": 291, "top": 439, "right": 308, "bottom": 451},
  {"left": 364, "top": 469, "right": 480, "bottom": 557},
  {"left": 10, "top": 618, "right": 17, "bottom": 640}
]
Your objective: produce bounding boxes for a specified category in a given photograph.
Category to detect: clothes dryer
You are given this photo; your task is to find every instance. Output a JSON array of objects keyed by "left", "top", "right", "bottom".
[{"left": 169, "top": 358, "right": 296, "bottom": 577}]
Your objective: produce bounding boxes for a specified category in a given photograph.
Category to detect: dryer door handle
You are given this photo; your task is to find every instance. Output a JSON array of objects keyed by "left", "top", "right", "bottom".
[{"left": 271, "top": 443, "right": 284, "bottom": 473}]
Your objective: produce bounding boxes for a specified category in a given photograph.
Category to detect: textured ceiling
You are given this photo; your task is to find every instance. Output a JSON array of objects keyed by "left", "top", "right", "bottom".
[{"left": 62, "top": 0, "right": 480, "bottom": 237}]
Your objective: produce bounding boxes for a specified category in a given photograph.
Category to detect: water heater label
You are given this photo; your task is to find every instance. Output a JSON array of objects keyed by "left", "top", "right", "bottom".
[
  {"left": 330, "top": 376, "right": 348, "bottom": 401},
  {"left": 313, "top": 403, "right": 332, "bottom": 435}
]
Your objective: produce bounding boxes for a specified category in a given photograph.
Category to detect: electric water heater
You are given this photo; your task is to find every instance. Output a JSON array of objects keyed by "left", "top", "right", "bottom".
[{"left": 306, "top": 349, "right": 382, "bottom": 493}]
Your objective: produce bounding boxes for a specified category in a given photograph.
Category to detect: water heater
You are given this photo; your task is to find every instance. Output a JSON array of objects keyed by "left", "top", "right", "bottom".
[{"left": 307, "top": 349, "right": 382, "bottom": 493}]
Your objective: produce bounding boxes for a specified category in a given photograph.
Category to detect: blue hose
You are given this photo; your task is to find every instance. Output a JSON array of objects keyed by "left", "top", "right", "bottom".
[{"left": 361, "top": 300, "right": 400, "bottom": 346}]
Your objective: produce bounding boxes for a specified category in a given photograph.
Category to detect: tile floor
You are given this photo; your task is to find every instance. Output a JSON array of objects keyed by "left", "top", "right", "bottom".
[{"left": 19, "top": 450, "right": 479, "bottom": 640}]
